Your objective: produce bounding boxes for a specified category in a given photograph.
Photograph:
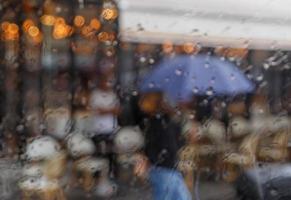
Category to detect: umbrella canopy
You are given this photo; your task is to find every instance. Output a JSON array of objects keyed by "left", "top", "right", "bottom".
[{"left": 139, "top": 55, "right": 255, "bottom": 103}]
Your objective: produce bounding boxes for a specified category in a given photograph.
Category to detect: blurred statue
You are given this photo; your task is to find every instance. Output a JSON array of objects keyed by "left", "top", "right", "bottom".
[
  {"left": 44, "top": 107, "right": 72, "bottom": 140},
  {"left": 228, "top": 117, "right": 250, "bottom": 140},
  {"left": 113, "top": 126, "right": 144, "bottom": 184},
  {"left": 249, "top": 94, "right": 272, "bottom": 134},
  {"left": 114, "top": 126, "right": 144, "bottom": 154},
  {"left": 66, "top": 133, "right": 113, "bottom": 196},
  {"left": 178, "top": 121, "right": 201, "bottom": 195},
  {"left": 203, "top": 119, "right": 226, "bottom": 145},
  {"left": 223, "top": 133, "right": 260, "bottom": 182},
  {"left": 258, "top": 114, "right": 290, "bottom": 162},
  {"left": 19, "top": 136, "right": 67, "bottom": 200}
]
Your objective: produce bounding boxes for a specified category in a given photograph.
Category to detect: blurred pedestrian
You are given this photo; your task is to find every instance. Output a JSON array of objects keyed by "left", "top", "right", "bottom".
[
  {"left": 87, "top": 76, "right": 120, "bottom": 177},
  {"left": 134, "top": 153, "right": 191, "bottom": 200},
  {"left": 134, "top": 92, "right": 191, "bottom": 200}
]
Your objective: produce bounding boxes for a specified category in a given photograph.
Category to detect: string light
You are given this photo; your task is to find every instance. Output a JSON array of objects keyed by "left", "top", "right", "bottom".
[
  {"left": 162, "top": 41, "right": 174, "bottom": 54},
  {"left": 98, "top": 31, "right": 109, "bottom": 42},
  {"left": 22, "top": 19, "right": 35, "bottom": 32},
  {"left": 53, "top": 23, "right": 68, "bottom": 39},
  {"left": 101, "top": 8, "right": 118, "bottom": 20},
  {"left": 74, "top": 15, "right": 85, "bottom": 27},
  {"left": 28, "top": 26, "right": 40, "bottom": 37},
  {"left": 89, "top": 18, "right": 101, "bottom": 31},
  {"left": 2, "top": 23, "right": 20, "bottom": 41},
  {"left": 183, "top": 42, "right": 197, "bottom": 54},
  {"left": 1, "top": 21, "right": 9, "bottom": 31},
  {"left": 55, "top": 17, "right": 65, "bottom": 25},
  {"left": 81, "top": 25, "right": 94, "bottom": 38},
  {"left": 40, "top": 14, "right": 56, "bottom": 26}
]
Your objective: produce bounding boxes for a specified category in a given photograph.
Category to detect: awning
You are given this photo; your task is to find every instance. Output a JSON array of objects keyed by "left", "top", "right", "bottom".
[{"left": 118, "top": 0, "right": 291, "bottom": 50}]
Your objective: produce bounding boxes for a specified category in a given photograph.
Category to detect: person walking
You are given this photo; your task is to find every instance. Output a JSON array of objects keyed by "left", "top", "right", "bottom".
[{"left": 134, "top": 92, "right": 192, "bottom": 200}]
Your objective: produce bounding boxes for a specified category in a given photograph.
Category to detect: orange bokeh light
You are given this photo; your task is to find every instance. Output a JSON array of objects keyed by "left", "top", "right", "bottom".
[
  {"left": 55, "top": 17, "right": 65, "bottom": 25},
  {"left": 182, "top": 42, "right": 198, "bottom": 54},
  {"left": 7, "top": 23, "right": 19, "bottom": 34},
  {"left": 1, "top": 21, "right": 9, "bottom": 31},
  {"left": 28, "top": 26, "right": 40, "bottom": 37},
  {"left": 2, "top": 22, "right": 19, "bottom": 41},
  {"left": 102, "top": 8, "right": 118, "bottom": 20},
  {"left": 22, "top": 19, "right": 35, "bottom": 32},
  {"left": 40, "top": 14, "right": 56, "bottom": 26},
  {"left": 32, "top": 32, "right": 43, "bottom": 44},
  {"left": 98, "top": 31, "right": 109, "bottom": 42},
  {"left": 81, "top": 25, "right": 94, "bottom": 38},
  {"left": 108, "top": 32, "right": 115, "bottom": 41},
  {"left": 89, "top": 18, "right": 101, "bottom": 31},
  {"left": 53, "top": 23, "right": 68, "bottom": 39},
  {"left": 74, "top": 15, "right": 85, "bottom": 27},
  {"left": 162, "top": 41, "right": 174, "bottom": 54}
]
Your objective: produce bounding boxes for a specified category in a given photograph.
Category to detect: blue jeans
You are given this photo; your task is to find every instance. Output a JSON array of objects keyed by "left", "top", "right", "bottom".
[{"left": 148, "top": 167, "right": 192, "bottom": 200}]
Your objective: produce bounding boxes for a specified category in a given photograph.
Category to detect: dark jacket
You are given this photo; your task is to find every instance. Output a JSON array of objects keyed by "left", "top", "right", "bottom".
[{"left": 143, "top": 114, "right": 183, "bottom": 169}]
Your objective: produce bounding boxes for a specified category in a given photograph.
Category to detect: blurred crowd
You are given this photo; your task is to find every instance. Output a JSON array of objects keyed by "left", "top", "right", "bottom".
[{"left": 10, "top": 77, "right": 291, "bottom": 199}]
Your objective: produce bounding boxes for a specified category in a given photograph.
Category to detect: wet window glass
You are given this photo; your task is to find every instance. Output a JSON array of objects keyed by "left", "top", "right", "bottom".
[{"left": 0, "top": 0, "right": 291, "bottom": 200}]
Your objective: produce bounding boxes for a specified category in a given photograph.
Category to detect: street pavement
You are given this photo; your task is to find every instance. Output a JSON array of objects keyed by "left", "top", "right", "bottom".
[
  {"left": 7, "top": 180, "right": 238, "bottom": 200},
  {"left": 0, "top": 159, "right": 238, "bottom": 200}
]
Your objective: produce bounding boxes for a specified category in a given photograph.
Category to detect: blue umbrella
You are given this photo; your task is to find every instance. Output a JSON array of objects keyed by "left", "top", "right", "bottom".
[{"left": 139, "top": 55, "right": 255, "bottom": 103}]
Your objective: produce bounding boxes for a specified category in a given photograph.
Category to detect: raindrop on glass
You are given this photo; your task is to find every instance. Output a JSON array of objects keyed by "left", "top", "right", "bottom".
[
  {"left": 164, "top": 77, "right": 170, "bottom": 83},
  {"left": 132, "top": 91, "right": 138, "bottom": 96},
  {"left": 247, "top": 74, "right": 253, "bottom": 79},
  {"left": 229, "top": 57, "right": 235, "bottom": 61},
  {"left": 149, "top": 58, "right": 155, "bottom": 64},
  {"left": 175, "top": 69, "right": 182, "bottom": 76},
  {"left": 202, "top": 99, "right": 208, "bottom": 105},
  {"left": 16, "top": 125, "right": 24, "bottom": 132},
  {"left": 210, "top": 77, "right": 216, "bottom": 84},
  {"left": 206, "top": 88, "right": 214, "bottom": 96},
  {"left": 221, "top": 102, "right": 227, "bottom": 108},
  {"left": 230, "top": 74, "right": 235, "bottom": 80},
  {"left": 263, "top": 63, "right": 270, "bottom": 70},
  {"left": 192, "top": 87, "right": 199, "bottom": 94},
  {"left": 139, "top": 57, "right": 146, "bottom": 63},
  {"left": 148, "top": 82, "right": 155, "bottom": 88},
  {"left": 256, "top": 74, "right": 264, "bottom": 81},
  {"left": 188, "top": 114, "right": 195, "bottom": 119}
]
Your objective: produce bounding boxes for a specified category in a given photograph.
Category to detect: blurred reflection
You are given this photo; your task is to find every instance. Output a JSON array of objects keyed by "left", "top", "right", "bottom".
[{"left": 0, "top": 0, "right": 291, "bottom": 200}]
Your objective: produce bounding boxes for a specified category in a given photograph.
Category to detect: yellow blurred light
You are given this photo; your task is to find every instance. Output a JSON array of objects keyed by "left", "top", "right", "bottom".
[
  {"left": 81, "top": 25, "right": 94, "bottom": 37},
  {"left": 40, "top": 15, "right": 56, "bottom": 26},
  {"left": 162, "top": 41, "right": 174, "bottom": 54},
  {"left": 53, "top": 23, "right": 68, "bottom": 39},
  {"left": 32, "top": 32, "right": 43, "bottom": 44},
  {"left": 89, "top": 18, "right": 101, "bottom": 31},
  {"left": 98, "top": 31, "right": 109, "bottom": 42},
  {"left": 108, "top": 32, "right": 115, "bottom": 41},
  {"left": 22, "top": 19, "right": 35, "bottom": 32},
  {"left": 226, "top": 48, "right": 248, "bottom": 59},
  {"left": 7, "top": 23, "right": 19, "bottom": 34},
  {"left": 2, "top": 23, "right": 19, "bottom": 41},
  {"left": 74, "top": 15, "right": 85, "bottom": 27},
  {"left": 101, "top": 8, "right": 118, "bottom": 20},
  {"left": 183, "top": 43, "right": 195, "bottom": 54},
  {"left": 55, "top": 17, "right": 65, "bottom": 25},
  {"left": 214, "top": 47, "right": 248, "bottom": 59},
  {"left": 28, "top": 26, "right": 40, "bottom": 37},
  {"left": 1, "top": 21, "right": 9, "bottom": 31}
]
